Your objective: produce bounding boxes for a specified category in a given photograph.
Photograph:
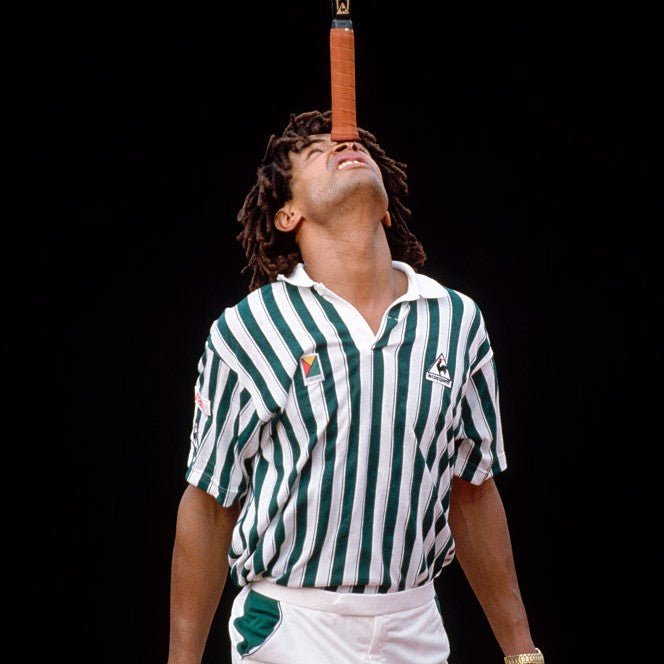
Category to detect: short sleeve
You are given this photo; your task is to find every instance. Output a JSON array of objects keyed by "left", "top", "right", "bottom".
[
  {"left": 453, "top": 333, "right": 507, "bottom": 485},
  {"left": 185, "top": 337, "right": 262, "bottom": 506}
]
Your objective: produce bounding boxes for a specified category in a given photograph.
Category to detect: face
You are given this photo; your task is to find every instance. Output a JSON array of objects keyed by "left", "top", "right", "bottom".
[{"left": 286, "top": 133, "right": 389, "bottom": 223}]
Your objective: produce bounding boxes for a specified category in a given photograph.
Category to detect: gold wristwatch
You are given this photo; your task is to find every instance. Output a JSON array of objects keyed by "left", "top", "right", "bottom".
[{"left": 504, "top": 648, "right": 544, "bottom": 664}]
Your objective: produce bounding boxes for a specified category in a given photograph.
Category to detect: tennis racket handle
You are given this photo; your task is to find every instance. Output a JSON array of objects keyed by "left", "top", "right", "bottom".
[{"left": 330, "top": 26, "right": 359, "bottom": 141}]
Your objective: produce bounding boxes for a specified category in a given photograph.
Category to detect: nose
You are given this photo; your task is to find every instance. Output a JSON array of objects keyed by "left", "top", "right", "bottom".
[{"left": 332, "top": 141, "right": 359, "bottom": 153}]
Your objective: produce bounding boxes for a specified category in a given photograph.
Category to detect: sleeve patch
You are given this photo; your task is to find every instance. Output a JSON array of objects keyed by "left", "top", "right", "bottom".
[{"left": 194, "top": 387, "right": 212, "bottom": 417}]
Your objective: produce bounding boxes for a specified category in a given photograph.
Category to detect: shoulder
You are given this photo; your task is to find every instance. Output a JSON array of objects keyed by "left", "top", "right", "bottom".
[
  {"left": 215, "top": 281, "right": 290, "bottom": 330},
  {"left": 414, "top": 271, "right": 494, "bottom": 353},
  {"left": 395, "top": 260, "right": 478, "bottom": 310},
  {"left": 204, "top": 283, "right": 299, "bottom": 417},
  {"left": 414, "top": 269, "right": 482, "bottom": 312},
  {"left": 207, "top": 280, "right": 299, "bottom": 361}
]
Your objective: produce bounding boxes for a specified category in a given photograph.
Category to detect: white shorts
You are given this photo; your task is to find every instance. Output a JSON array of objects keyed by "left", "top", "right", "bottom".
[{"left": 229, "top": 580, "right": 450, "bottom": 664}]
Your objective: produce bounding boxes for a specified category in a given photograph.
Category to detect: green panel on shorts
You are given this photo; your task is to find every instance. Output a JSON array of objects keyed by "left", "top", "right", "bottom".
[{"left": 234, "top": 590, "right": 282, "bottom": 657}]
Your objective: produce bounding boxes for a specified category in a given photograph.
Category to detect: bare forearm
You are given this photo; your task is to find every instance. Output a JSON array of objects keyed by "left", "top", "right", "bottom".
[
  {"left": 449, "top": 477, "right": 535, "bottom": 656},
  {"left": 168, "top": 485, "right": 239, "bottom": 664}
]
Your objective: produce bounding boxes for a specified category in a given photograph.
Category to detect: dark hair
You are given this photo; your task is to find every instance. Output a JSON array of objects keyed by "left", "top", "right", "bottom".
[{"left": 236, "top": 109, "right": 426, "bottom": 291}]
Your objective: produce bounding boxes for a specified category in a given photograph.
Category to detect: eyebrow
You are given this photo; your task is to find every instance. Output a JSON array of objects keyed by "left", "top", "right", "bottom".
[{"left": 301, "top": 138, "right": 333, "bottom": 155}]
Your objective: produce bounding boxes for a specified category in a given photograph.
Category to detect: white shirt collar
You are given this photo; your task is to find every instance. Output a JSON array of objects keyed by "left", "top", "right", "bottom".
[{"left": 276, "top": 261, "right": 445, "bottom": 300}]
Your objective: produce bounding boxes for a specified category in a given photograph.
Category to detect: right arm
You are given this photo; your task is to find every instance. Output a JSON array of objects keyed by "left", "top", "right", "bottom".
[{"left": 168, "top": 484, "right": 240, "bottom": 664}]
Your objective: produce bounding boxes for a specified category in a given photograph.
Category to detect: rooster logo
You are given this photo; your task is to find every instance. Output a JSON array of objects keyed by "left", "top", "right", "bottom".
[{"left": 426, "top": 352, "right": 452, "bottom": 387}]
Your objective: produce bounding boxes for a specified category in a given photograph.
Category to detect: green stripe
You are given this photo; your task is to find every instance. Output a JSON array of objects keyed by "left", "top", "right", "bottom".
[
  {"left": 398, "top": 300, "right": 440, "bottom": 586},
  {"left": 433, "top": 291, "right": 464, "bottom": 480},
  {"left": 459, "top": 387, "right": 486, "bottom": 473},
  {"left": 229, "top": 399, "right": 252, "bottom": 586},
  {"left": 465, "top": 303, "right": 483, "bottom": 375},
  {"left": 380, "top": 303, "right": 418, "bottom": 591},
  {"left": 251, "top": 429, "right": 284, "bottom": 572},
  {"left": 207, "top": 374, "right": 241, "bottom": 493},
  {"left": 473, "top": 338, "right": 492, "bottom": 371},
  {"left": 228, "top": 404, "right": 260, "bottom": 501},
  {"left": 313, "top": 293, "right": 361, "bottom": 587},
  {"left": 278, "top": 287, "right": 328, "bottom": 585},
  {"left": 451, "top": 305, "right": 486, "bottom": 485},
  {"left": 433, "top": 530, "right": 454, "bottom": 568},
  {"left": 245, "top": 451, "right": 270, "bottom": 571},
  {"left": 296, "top": 314, "right": 340, "bottom": 585},
  {"left": 414, "top": 300, "right": 440, "bottom": 442},
  {"left": 217, "top": 315, "right": 279, "bottom": 413},
  {"left": 397, "top": 447, "right": 425, "bottom": 590},
  {"left": 243, "top": 395, "right": 280, "bottom": 571},
  {"left": 421, "top": 292, "right": 464, "bottom": 564},
  {"left": 375, "top": 307, "right": 401, "bottom": 349},
  {"left": 420, "top": 517, "right": 454, "bottom": 580},
  {"left": 355, "top": 345, "right": 384, "bottom": 587},
  {"left": 487, "top": 360, "right": 503, "bottom": 476},
  {"left": 260, "top": 287, "right": 301, "bottom": 356},
  {"left": 236, "top": 295, "right": 291, "bottom": 392},
  {"left": 458, "top": 359, "right": 499, "bottom": 479},
  {"left": 352, "top": 302, "right": 404, "bottom": 591},
  {"left": 257, "top": 286, "right": 306, "bottom": 577},
  {"left": 424, "top": 458, "right": 453, "bottom": 573},
  {"left": 430, "top": 291, "right": 463, "bottom": 466},
  {"left": 261, "top": 415, "right": 299, "bottom": 578}
]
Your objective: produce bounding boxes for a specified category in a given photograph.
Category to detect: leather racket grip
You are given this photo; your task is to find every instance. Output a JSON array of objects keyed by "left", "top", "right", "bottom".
[{"left": 330, "top": 27, "right": 360, "bottom": 141}]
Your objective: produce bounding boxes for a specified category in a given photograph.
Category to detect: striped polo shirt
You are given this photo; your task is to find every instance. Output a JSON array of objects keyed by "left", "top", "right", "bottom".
[{"left": 186, "top": 260, "right": 506, "bottom": 593}]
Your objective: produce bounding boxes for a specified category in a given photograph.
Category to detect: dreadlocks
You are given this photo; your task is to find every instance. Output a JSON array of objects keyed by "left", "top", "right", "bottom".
[{"left": 236, "top": 109, "right": 427, "bottom": 292}]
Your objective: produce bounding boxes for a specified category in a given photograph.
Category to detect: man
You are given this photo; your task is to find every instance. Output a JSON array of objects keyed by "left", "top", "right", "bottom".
[{"left": 168, "top": 110, "right": 543, "bottom": 664}]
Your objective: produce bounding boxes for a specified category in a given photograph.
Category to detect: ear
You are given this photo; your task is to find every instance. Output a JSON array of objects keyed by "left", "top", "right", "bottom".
[
  {"left": 381, "top": 210, "right": 392, "bottom": 228},
  {"left": 274, "top": 204, "right": 303, "bottom": 232}
]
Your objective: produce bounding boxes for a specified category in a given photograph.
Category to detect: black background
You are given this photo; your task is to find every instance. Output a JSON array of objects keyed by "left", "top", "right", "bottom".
[{"left": 6, "top": 0, "right": 660, "bottom": 662}]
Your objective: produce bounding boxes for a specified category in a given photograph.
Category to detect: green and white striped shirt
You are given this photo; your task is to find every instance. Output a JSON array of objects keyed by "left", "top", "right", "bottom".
[{"left": 186, "top": 261, "right": 506, "bottom": 593}]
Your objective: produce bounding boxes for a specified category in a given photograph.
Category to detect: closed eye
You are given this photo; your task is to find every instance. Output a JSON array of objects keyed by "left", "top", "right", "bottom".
[{"left": 302, "top": 139, "right": 334, "bottom": 158}]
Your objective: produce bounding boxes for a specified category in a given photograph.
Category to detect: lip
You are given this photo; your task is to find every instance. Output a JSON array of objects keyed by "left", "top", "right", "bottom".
[{"left": 331, "top": 151, "right": 369, "bottom": 171}]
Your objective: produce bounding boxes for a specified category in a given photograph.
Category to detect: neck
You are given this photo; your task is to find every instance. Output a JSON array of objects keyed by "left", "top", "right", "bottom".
[{"left": 299, "top": 221, "right": 401, "bottom": 306}]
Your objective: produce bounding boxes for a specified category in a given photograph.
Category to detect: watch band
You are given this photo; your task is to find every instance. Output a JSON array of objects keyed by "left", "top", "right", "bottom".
[{"left": 504, "top": 647, "right": 544, "bottom": 664}]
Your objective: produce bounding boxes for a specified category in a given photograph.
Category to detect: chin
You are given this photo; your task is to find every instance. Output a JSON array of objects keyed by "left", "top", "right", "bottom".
[{"left": 337, "top": 176, "right": 388, "bottom": 209}]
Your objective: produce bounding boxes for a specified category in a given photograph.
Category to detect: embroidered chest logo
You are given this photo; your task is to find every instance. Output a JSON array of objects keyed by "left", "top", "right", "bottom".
[
  {"left": 301, "top": 353, "right": 324, "bottom": 385},
  {"left": 426, "top": 352, "right": 452, "bottom": 387}
]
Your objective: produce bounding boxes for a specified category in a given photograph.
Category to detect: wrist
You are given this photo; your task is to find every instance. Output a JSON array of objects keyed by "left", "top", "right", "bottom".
[{"left": 504, "top": 647, "right": 544, "bottom": 664}]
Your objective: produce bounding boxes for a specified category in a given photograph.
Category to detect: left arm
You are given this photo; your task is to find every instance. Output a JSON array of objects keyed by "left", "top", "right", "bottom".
[{"left": 448, "top": 475, "right": 536, "bottom": 657}]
